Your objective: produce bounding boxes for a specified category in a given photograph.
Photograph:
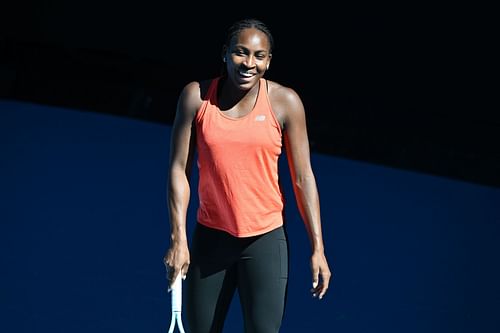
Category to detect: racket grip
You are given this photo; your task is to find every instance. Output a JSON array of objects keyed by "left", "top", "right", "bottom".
[{"left": 171, "top": 273, "right": 183, "bottom": 312}]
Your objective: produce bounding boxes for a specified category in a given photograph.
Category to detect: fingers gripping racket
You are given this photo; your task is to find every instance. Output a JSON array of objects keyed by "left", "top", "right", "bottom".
[{"left": 168, "top": 274, "right": 186, "bottom": 333}]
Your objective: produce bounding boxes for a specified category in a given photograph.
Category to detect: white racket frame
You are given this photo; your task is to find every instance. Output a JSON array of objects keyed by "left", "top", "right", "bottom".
[{"left": 168, "top": 274, "right": 186, "bottom": 333}]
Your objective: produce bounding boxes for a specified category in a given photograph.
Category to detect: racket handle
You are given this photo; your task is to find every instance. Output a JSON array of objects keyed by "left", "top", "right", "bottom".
[{"left": 171, "top": 273, "right": 183, "bottom": 312}]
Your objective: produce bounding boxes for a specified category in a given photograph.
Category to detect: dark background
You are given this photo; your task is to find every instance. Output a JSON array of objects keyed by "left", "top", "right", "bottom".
[
  {"left": 2, "top": 3, "right": 500, "bottom": 332},
  {"left": 1, "top": 1, "right": 498, "bottom": 188}
]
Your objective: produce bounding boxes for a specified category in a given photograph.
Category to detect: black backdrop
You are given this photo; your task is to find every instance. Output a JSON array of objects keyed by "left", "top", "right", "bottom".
[
  {"left": 1, "top": 1, "right": 498, "bottom": 188},
  {"left": 1, "top": 3, "right": 500, "bottom": 332}
]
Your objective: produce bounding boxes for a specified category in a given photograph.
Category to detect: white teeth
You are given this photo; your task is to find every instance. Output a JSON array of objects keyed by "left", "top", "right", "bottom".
[{"left": 239, "top": 71, "right": 254, "bottom": 77}]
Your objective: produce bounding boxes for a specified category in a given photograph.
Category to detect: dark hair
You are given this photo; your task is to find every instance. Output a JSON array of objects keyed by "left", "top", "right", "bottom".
[{"left": 225, "top": 18, "right": 274, "bottom": 54}]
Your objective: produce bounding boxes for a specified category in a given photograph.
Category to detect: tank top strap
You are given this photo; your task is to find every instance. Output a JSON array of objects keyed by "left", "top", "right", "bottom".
[
  {"left": 196, "top": 77, "right": 220, "bottom": 121},
  {"left": 255, "top": 78, "right": 282, "bottom": 134}
]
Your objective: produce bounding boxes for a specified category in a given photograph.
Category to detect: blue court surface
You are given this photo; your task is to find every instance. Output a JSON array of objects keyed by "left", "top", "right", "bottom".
[{"left": 1, "top": 99, "right": 499, "bottom": 332}]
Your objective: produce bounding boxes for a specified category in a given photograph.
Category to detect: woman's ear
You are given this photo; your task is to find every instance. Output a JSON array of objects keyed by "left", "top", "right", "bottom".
[{"left": 221, "top": 46, "right": 228, "bottom": 63}]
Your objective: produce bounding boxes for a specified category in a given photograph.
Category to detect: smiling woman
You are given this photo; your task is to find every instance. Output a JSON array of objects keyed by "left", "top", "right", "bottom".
[{"left": 163, "top": 18, "right": 332, "bottom": 333}]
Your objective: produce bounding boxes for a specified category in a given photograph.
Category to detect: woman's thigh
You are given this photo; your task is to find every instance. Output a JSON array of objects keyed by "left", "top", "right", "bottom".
[
  {"left": 237, "top": 226, "right": 289, "bottom": 333},
  {"left": 185, "top": 224, "right": 238, "bottom": 333}
]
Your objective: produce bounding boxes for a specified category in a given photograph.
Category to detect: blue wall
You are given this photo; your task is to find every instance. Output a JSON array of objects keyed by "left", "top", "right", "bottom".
[{"left": 1, "top": 100, "right": 499, "bottom": 332}]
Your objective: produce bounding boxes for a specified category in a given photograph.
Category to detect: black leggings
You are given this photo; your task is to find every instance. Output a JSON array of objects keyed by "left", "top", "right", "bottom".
[{"left": 185, "top": 223, "right": 289, "bottom": 333}]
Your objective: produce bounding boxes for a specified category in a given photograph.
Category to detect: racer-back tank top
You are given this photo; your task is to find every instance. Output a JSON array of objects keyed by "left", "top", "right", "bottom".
[{"left": 195, "top": 77, "right": 284, "bottom": 237}]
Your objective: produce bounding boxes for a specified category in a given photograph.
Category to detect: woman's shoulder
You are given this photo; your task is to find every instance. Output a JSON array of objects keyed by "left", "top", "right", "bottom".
[
  {"left": 181, "top": 78, "right": 214, "bottom": 99},
  {"left": 178, "top": 78, "right": 217, "bottom": 111},
  {"left": 266, "top": 79, "right": 304, "bottom": 111}
]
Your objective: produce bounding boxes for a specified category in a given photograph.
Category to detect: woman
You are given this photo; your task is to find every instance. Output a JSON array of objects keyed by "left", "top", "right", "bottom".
[{"left": 164, "top": 18, "right": 331, "bottom": 333}]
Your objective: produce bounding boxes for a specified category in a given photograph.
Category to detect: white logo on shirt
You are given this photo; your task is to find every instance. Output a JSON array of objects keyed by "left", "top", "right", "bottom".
[{"left": 254, "top": 115, "right": 266, "bottom": 122}]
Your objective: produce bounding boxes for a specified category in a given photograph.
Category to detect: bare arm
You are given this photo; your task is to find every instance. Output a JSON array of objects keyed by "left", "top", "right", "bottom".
[
  {"left": 164, "top": 81, "right": 201, "bottom": 287},
  {"left": 279, "top": 86, "right": 332, "bottom": 299}
]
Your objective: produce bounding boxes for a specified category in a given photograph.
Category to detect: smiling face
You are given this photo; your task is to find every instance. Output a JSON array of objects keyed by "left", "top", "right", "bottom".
[{"left": 223, "top": 27, "right": 272, "bottom": 91}]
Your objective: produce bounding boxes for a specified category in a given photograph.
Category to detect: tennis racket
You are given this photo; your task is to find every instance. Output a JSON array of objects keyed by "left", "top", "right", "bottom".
[{"left": 168, "top": 273, "right": 186, "bottom": 333}]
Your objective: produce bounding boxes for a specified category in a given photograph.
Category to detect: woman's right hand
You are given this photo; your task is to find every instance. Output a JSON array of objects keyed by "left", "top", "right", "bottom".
[{"left": 163, "top": 240, "right": 190, "bottom": 290}]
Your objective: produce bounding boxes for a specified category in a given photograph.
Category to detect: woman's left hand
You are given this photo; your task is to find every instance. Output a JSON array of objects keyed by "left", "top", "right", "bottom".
[{"left": 310, "top": 251, "right": 331, "bottom": 300}]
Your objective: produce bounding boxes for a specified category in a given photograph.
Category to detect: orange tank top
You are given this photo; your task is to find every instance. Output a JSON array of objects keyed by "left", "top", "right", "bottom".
[{"left": 195, "top": 77, "right": 284, "bottom": 237}]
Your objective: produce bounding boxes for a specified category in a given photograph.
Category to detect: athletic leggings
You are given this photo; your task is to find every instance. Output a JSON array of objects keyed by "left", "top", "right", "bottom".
[{"left": 185, "top": 223, "right": 289, "bottom": 333}]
